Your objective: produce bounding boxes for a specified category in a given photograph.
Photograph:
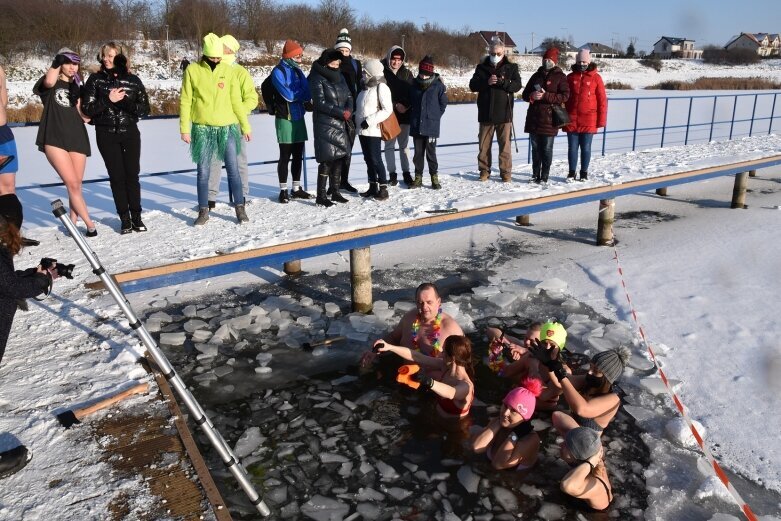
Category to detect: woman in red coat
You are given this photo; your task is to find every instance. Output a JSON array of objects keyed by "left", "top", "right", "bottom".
[{"left": 564, "top": 50, "right": 607, "bottom": 181}]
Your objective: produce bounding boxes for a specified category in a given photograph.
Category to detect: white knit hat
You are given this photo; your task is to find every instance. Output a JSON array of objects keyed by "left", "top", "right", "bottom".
[{"left": 334, "top": 28, "right": 352, "bottom": 51}]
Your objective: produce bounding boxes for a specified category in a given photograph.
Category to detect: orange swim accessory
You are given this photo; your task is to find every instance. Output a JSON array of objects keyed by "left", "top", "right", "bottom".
[{"left": 396, "top": 364, "right": 421, "bottom": 389}]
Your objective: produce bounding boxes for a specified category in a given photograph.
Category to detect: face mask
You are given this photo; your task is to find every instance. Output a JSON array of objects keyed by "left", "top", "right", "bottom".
[
  {"left": 489, "top": 54, "right": 502, "bottom": 65},
  {"left": 543, "top": 59, "right": 554, "bottom": 70},
  {"left": 585, "top": 374, "right": 604, "bottom": 389},
  {"left": 577, "top": 63, "right": 588, "bottom": 72}
]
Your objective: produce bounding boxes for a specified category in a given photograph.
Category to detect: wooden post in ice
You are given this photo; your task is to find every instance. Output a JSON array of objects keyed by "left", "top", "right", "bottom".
[
  {"left": 731, "top": 172, "right": 749, "bottom": 209},
  {"left": 748, "top": 169, "right": 757, "bottom": 177},
  {"left": 283, "top": 260, "right": 301, "bottom": 276},
  {"left": 596, "top": 199, "right": 615, "bottom": 246},
  {"left": 516, "top": 215, "right": 531, "bottom": 226},
  {"left": 655, "top": 187, "right": 668, "bottom": 196},
  {"left": 350, "top": 247, "right": 372, "bottom": 313}
]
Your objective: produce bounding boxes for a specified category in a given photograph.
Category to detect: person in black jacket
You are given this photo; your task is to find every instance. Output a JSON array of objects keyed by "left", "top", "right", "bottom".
[
  {"left": 381, "top": 46, "right": 414, "bottom": 187},
  {"left": 81, "top": 42, "right": 150, "bottom": 234},
  {"left": 469, "top": 40, "right": 523, "bottom": 183},
  {"left": 335, "top": 29, "right": 362, "bottom": 193},
  {"left": 409, "top": 56, "right": 448, "bottom": 190},
  {"left": 308, "top": 49, "right": 354, "bottom": 207}
]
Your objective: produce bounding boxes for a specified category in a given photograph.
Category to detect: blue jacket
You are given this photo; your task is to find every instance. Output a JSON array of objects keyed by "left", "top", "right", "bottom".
[
  {"left": 409, "top": 74, "right": 447, "bottom": 138},
  {"left": 272, "top": 60, "right": 310, "bottom": 122}
]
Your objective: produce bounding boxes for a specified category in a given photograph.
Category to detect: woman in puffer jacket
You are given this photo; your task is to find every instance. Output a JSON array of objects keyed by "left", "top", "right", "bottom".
[
  {"left": 564, "top": 49, "right": 607, "bottom": 182},
  {"left": 81, "top": 42, "right": 150, "bottom": 234},
  {"left": 308, "top": 49, "right": 354, "bottom": 207},
  {"left": 354, "top": 59, "right": 393, "bottom": 201}
]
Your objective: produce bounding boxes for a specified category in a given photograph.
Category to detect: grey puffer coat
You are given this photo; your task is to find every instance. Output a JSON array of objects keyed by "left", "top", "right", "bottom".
[{"left": 308, "top": 61, "right": 354, "bottom": 163}]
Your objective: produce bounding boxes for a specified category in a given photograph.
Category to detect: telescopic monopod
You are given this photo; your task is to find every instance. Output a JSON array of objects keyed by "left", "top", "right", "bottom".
[{"left": 50, "top": 199, "right": 270, "bottom": 517}]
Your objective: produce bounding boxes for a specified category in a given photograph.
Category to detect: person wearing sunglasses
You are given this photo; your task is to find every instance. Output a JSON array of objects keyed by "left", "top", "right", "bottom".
[
  {"left": 469, "top": 38, "right": 523, "bottom": 183},
  {"left": 33, "top": 48, "right": 98, "bottom": 236}
]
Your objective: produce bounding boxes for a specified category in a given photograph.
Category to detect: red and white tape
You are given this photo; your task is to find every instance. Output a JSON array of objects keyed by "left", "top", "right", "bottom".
[{"left": 611, "top": 247, "right": 758, "bottom": 521}]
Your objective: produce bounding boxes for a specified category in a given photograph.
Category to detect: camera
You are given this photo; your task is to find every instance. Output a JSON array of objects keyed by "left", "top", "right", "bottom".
[{"left": 40, "top": 257, "right": 75, "bottom": 279}]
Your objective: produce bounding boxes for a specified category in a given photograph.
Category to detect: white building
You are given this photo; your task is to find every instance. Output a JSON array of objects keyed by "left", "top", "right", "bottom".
[
  {"left": 653, "top": 36, "right": 702, "bottom": 59},
  {"left": 725, "top": 33, "right": 780, "bottom": 56}
]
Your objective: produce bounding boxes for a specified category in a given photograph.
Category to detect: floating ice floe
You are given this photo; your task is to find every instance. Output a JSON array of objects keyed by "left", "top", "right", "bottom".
[
  {"left": 182, "top": 305, "right": 198, "bottom": 317},
  {"left": 536, "top": 278, "right": 568, "bottom": 293},
  {"left": 300, "top": 495, "right": 349, "bottom": 521},
  {"left": 393, "top": 301, "right": 416, "bottom": 313},
  {"left": 622, "top": 405, "right": 657, "bottom": 424},
  {"left": 457, "top": 465, "right": 480, "bottom": 494},
  {"left": 538, "top": 502, "right": 567, "bottom": 520},
  {"left": 640, "top": 377, "right": 681, "bottom": 395},
  {"left": 255, "top": 352, "right": 272, "bottom": 366},
  {"left": 183, "top": 319, "right": 208, "bottom": 332},
  {"left": 358, "top": 420, "right": 391, "bottom": 433},
  {"left": 147, "top": 311, "right": 172, "bottom": 323},
  {"left": 234, "top": 426, "right": 265, "bottom": 458},
  {"left": 159, "top": 332, "right": 186, "bottom": 346},
  {"left": 194, "top": 343, "right": 218, "bottom": 357},
  {"left": 492, "top": 486, "right": 518, "bottom": 511},
  {"left": 665, "top": 417, "right": 706, "bottom": 449}
]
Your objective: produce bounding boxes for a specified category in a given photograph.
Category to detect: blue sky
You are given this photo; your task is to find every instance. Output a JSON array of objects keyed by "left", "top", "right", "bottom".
[{"left": 305, "top": 0, "right": 781, "bottom": 53}]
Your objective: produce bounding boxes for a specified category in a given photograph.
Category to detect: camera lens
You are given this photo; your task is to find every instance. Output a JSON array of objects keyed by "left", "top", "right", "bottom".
[{"left": 57, "top": 263, "right": 75, "bottom": 279}]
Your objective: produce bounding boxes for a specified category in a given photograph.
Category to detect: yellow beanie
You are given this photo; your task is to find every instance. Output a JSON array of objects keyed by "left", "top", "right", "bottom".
[
  {"left": 540, "top": 321, "right": 567, "bottom": 349},
  {"left": 220, "top": 35, "right": 239, "bottom": 64},
  {"left": 202, "top": 33, "right": 223, "bottom": 58}
]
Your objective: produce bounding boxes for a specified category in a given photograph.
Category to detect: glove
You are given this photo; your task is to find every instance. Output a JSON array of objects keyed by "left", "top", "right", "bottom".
[
  {"left": 396, "top": 364, "right": 421, "bottom": 390},
  {"left": 360, "top": 119, "right": 369, "bottom": 130},
  {"left": 342, "top": 110, "right": 352, "bottom": 121},
  {"left": 51, "top": 54, "right": 68, "bottom": 69},
  {"left": 529, "top": 338, "right": 555, "bottom": 364},
  {"left": 304, "top": 101, "right": 314, "bottom": 112},
  {"left": 412, "top": 370, "right": 435, "bottom": 390},
  {"left": 67, "top": 82, "right": 81, "bottom": 106}
]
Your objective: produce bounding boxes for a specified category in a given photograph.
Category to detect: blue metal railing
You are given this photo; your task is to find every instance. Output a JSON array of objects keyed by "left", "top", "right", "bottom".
[{"left": 15, "top": 91, "right": 781, "bottom": 192}]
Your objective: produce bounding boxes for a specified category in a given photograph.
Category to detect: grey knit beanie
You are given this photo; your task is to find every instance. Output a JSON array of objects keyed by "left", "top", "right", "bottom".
[
  {"left": 565, "top": 427, "right": 601, "bottom": 461},
  {"left": 591, "top": 346, "right": 630, "bottom": 384}
]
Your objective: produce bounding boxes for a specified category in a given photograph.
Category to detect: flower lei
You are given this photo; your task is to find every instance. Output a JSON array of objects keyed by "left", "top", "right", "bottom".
[
  {"left": 487, "top": 337, "right": 508, "bottom": 375},
  {"left": 412, "top": 308, "right": 442, "bottom": 354}
]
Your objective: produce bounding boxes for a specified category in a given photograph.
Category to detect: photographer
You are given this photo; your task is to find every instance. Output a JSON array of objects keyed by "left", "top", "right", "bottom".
[
  {"left": 0, "top": 202, "right": 58, "bottom": 365},
  {"left": 469, "top": 39, "right": 523, "bottom": 183}
]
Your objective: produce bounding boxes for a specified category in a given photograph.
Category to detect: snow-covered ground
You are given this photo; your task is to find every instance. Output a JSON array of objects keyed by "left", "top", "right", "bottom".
[{"left": 1, "top": 54, "right": 781, "bottom": 518}]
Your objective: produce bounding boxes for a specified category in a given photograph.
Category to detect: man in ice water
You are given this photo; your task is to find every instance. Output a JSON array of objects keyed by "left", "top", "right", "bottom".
[{"left": 361, "top": 283, "right": 463, "bottom": 375}]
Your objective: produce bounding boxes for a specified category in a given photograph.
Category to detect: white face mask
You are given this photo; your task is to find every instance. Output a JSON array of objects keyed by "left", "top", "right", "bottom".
[
  {"left": 489, "top": 54, "right": 502, "bottom": 65},
  {"left": 543, "top": 59, "right": 555, "bottom": 70}
]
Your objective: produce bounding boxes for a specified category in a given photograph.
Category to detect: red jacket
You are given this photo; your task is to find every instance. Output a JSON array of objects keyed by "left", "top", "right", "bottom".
[{"left": 564, "top": 64, "right": 607, "bottom": 134}]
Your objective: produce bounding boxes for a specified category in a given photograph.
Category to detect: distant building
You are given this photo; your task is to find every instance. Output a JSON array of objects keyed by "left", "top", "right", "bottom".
[
  {"left": 529, "top": 41, "right": 579, "bottom": 59},
  {"left": 653, "top": 36, "right": 702, "bottom": 59},
  {"left": 578, "top": 42, "right": 621, "bottom": 58},
  {"left": 724, "top": 33, "right": 780, "bottom": 56},
  {"left": 472, "top": 31, "right": 520, "bottom": 55}
]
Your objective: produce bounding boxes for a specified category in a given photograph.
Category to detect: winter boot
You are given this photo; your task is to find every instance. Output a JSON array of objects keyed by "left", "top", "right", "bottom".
[
  {"left": 402, "top": 171, "right": 413, "bottom": 187},
  {"left": 340, "top": 162, "right": 358, "bottom": 193},
  {"left": 389, "top": 172, "right": 398, "bottom": 186},
  {"left": 479, "top": 170, "right": 490, "bottom": 182},
  {"left": 208, "top": 200, "right": 216, "bottom": 209},
  {"left": 375, "top": 185, "right": 389, "bottom": 201},
  {"left": 291, "top": 186, "right": 312, "bottom": 199},
  {"left": 0, "top": 445, "right": 30, "bottom": 479},
  {"left": 540, "top": 169, "right": 550, "bottom": 184},
  {"left": 531, "top": 169, "right": 541, "bottom": 184},
  {"left": 361, "top": 182, "right": 379, "bottom": 198},
  {"left": 315, "top": 175, "right": 334, "bottom": 207},
  {"left": 329, "top": 166, "right": 349, "bottom": 203},
  {"left": 430, "top": 173, "right": 442, "bottom": 190},
  {"left": 500, "top": 172, "right": 512, "bottom": 183},
  {"left": 193, "top": 208, "right": 209, "bottom": 226},
  {"left": 567, "top": 170, "right": 577, "bottom": 181},
  {"left": 235, "top": 204, "right": 249, "bottom": 223},
  {"left": 119, "top": 212, "right": 133, "bottom": 235},
  {"left": 278, "top": 189, "right": 290, "bottom": 203},
  {"left": 130, "top": 211, "right": 147, "bottom": 232},
  {"left": 579, "top": 170, "right": 589, "bottom": 181},
  {"left": 410, "top": 173, "right": 423, "bottom": 189}
]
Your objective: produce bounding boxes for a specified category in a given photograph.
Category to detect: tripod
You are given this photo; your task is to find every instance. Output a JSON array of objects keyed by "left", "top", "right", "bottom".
[{"left": 50, "top": 199, "right": 270, "bottom": 517}]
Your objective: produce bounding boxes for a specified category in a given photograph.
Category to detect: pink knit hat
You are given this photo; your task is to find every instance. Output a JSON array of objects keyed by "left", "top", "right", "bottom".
[
  {"left": 576, "top": 49, "right": 591, "bottom": 63},
  {"left": 502, "top": 378, "right": 543, "bottom": 420}
]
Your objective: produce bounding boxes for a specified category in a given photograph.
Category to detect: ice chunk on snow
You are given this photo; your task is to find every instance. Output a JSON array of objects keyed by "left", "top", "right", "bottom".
[
  {"left": 536, "top": 278, "right": 568, "bottom": 293},
  {"left": 457, "top": 465, "right": 479, "bottom": 494},
  {"left": 492, "top": 486, "right": 518, "bottom": 511},
  {"left": 694, "top": 475, "right": 735, "bottom": 503},
  {"left": 587, "top": 335, "right": 616, "bottom": 353},
  {"left": 487, "top": 292, "right": 518, "bottom": 310},
  {"left": 234, "top": 426, "right": 265, "bottom": 458},
  {"left": 628, "top": 353, "right": 656, "bottom": 372},
  {"left": 640, "top": 377, "right": 681, "bottom": 396},
  {"left": 472, "top": 286, "right": 500, "bottom": 299},
  {"left": 159, "top": 332, "right": 186, "bottom": 346},
  {"left": 665, "top": 417, "right": 706, "bottom": 449},
  {"left": 623, "top": 405, "right": 657, "bottom": 424},
  {"left": 300, "top": 495, "right": 349, "bottom": 521}
]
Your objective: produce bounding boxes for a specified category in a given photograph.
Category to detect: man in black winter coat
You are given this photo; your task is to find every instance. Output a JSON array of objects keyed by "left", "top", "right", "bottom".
[
  {"left": 469, "top": 41, "right": 523, "bottom": 182},
  {"left": 335, "top": 28, "right": 362, "bottom": 193},
  {"left": 381, "top": 46, "right": 414, "bottom": 187}
]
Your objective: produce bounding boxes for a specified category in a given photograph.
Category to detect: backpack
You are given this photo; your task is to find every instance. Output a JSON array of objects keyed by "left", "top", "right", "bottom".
[{"left": 260, "top": 66, "right": 282, "bottom": 116}]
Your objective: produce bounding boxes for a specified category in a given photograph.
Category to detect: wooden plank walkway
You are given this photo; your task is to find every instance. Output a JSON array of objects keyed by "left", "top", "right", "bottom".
[{"left": 89, "top": 155, "right": 781, "bottom": 294}]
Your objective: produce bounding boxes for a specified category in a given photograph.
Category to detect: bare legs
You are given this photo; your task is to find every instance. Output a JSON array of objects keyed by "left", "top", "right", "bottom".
[
  {"left": 44, "top": 145, "right": 94, "bottom": 229},
  {"left": 0, "top": 172, "right": 14, "bottom": 195}
]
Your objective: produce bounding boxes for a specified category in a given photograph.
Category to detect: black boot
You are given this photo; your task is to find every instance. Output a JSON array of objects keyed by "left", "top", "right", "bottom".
[
  {"left": 375, "top": 185, "right": 389, "bottom": 201},
  {"left": 361, "top": 182, "right": 379, "bottom": 198},
  {"left": 541, "top": 168, "right": 550, "bottom": 184},
  {"left": 329, "top": 163, "right": 349, "bottom": 203},
  {"left": 130, "top": 211, "right": 147, "bottom": 232},
  {"left": 119, "top": 212, "right": 132, "bottom": 235},
  {"left": 579, "top": 170, "right": 588, "bottom": 181},
  {"left": 315, "top": 174, "right": 334, "bottom": 207},
  {"left": 567, "top": 170, "right": 577, "bottom": 181},
  {"left": 0, "top": 445, "right": 30, "bottom": 479},
  {"left": 340, "top": 158, "right": 358, "bottom": 193},
  {"left": 531, "top": 169, "right": 541, "bottom": 184},
  {"left": 430, "top": 173, "right": 441, "bottom": 190},
  {"left": 402, "top": 171, "right": 413, "bottom": 187},
  {"left": 389, "top": 172, "right": 398, "bottom": 186},
  {"left": 291, "top": 186, "right": 312, "bottom": 199}
]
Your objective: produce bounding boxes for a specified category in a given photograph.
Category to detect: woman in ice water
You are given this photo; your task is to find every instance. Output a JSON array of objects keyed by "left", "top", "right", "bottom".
[
  {"left": 471, "top": 378, "right": 542, "bottom": 471},
  {"left": 33, "top": 48, "right": 96, "bottom": 236},
  {"left": 374, "top": 335, "right": 475, "bottom": 418}
]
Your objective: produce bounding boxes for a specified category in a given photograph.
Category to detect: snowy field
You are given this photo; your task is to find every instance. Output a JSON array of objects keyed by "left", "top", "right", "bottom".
[{"left": 1, "top": 61, "right": 781, "bottom": 519}]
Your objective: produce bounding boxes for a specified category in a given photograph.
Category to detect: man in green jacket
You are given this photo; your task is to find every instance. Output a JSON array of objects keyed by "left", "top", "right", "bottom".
[
  {"left": 207, "top": 35, "right": 258, "bottom": 209},
  {"left": 180, "top": 32, "right": 252, "bottom": 225}
]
